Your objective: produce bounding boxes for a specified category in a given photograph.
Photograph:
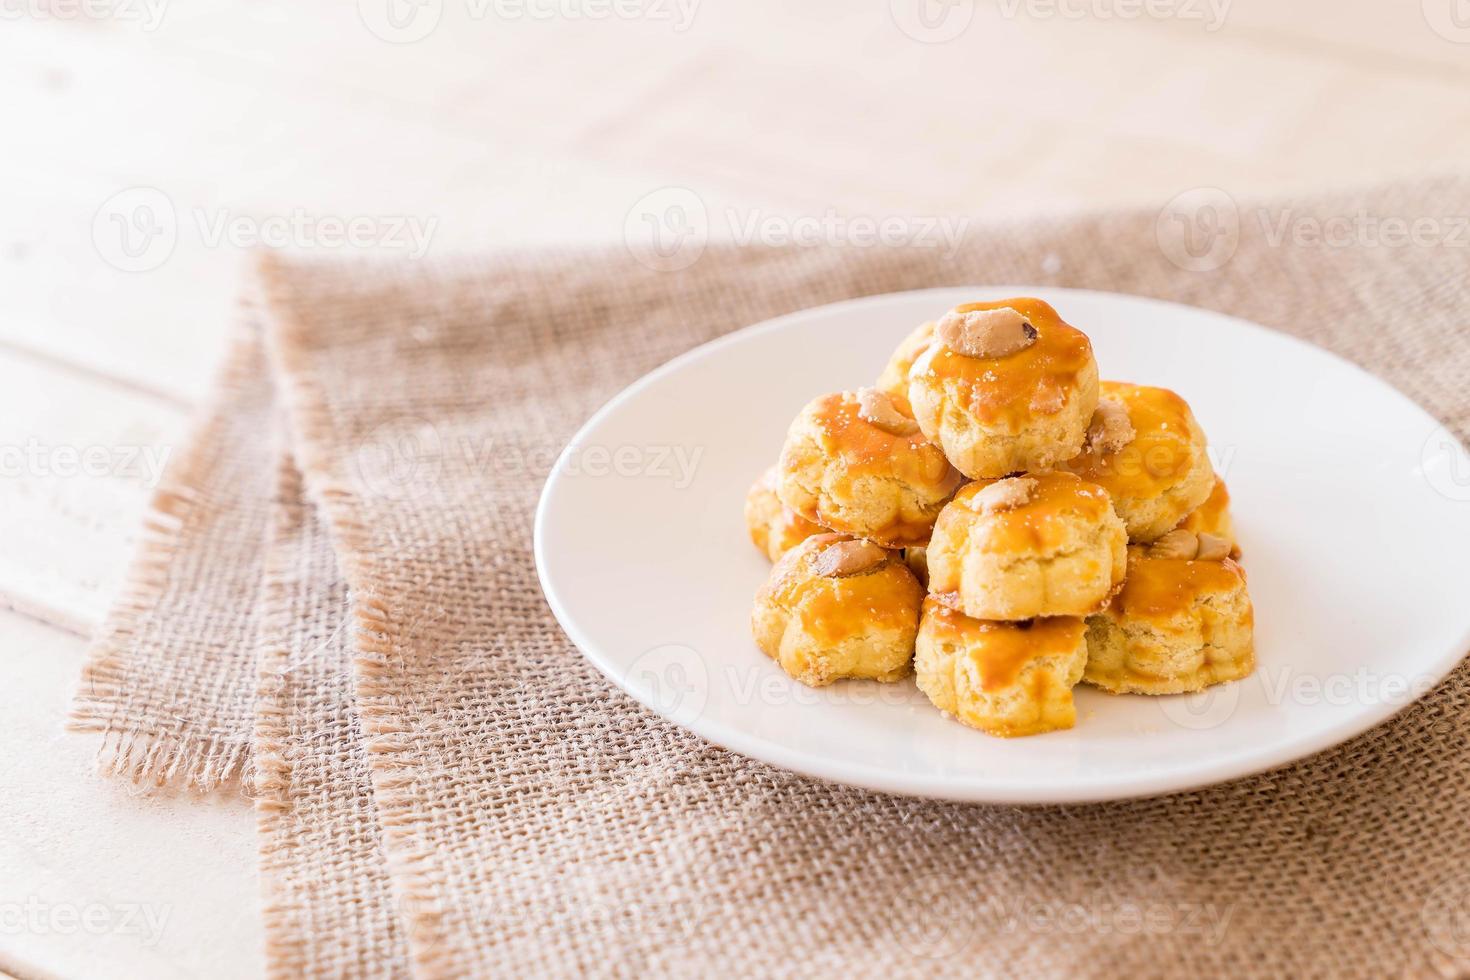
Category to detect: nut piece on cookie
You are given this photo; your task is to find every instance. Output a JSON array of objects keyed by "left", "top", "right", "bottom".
[
  {"left": 1083, "top": 546, "right": 1254, "bottom": 695},
  {"left": 1145, "top": 528, "right": 1231, "bottom": 562},
  {"left": 907, "top": 298, "right": 1099, "bottom": 479},
  {"left": 876, "top": 320, "right": 936, "bottom": 417},
  {"left": 926, "top": 472, "right": 1128, "bottom": 620},
  {"left": 751, "top": 533, "right": 924, "bottom": 687},
  {"left": 1086, "top": 396, "right": 1135, "bottom": 454},
  {"left": 936, "top": 306, "right": 1038, "bottom": 358},
  {"left": 745, "top": 465, "right": 828, "bottom": 562},
  {"left": 1175, "top": 476, "right": 1238, "bottom": 558},
  {"left": 777, "top": 388, "right": 964, "bottom": 548},
  {"left": 1057, "top": 381, "right": 1215, "bottom": 543},
  {"left": 915, "top": 597, "right": 1089, "bottom": 737}
]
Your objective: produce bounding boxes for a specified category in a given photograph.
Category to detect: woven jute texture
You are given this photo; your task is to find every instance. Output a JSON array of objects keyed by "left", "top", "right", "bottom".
[
  {"left": 71, "top": 176, "right": 1470, "bottom": 978},
  {"left": 254, "top": 453, "right": 411, "bottom": 978}
]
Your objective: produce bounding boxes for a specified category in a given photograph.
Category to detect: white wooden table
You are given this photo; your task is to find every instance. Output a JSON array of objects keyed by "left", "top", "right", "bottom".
[{"left": 3, "top": 2, "right": 1467, "bottom": 976}]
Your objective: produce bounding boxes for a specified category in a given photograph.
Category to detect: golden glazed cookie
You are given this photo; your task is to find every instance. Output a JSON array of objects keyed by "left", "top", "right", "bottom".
[
  {"left": 745, "top": 465, "right": 827, "bottom": 561},
  {"left": 907, "top": 298, "right": 1099, "bottom": 478},
  {"left": 1083, "top": 537, "right": 1254, "bottom": 695},
  {"left": 751, "top": 534, "right": 924, "bottom": 687},
  {"left": 926, "top": 472, "right": 1127, "bottom": 620},
  {"left": 875, "top": 320, "right": 935, "bottom": 416},
  {"left": 777, "top": 388, "right": 964, "bottom": 548},
  {"left": 1058, "top": 381, "right": 1215, "bottom": 543},
  {"left": 1175, "top": 476, "right": 1238, "bottom": 558},
  {"left": 915, "top": 597, "right": 1088, "bottom": 737}
]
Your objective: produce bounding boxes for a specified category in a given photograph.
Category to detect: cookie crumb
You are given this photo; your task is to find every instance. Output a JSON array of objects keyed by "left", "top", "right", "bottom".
[{"left": 1087, "top": 397, "right": 1135, "bottom": 454}]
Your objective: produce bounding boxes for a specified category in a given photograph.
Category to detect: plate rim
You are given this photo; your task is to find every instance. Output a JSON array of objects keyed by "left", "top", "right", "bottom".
[{"left": 534, "top": 284, "right": 1470, "bottom": 804}]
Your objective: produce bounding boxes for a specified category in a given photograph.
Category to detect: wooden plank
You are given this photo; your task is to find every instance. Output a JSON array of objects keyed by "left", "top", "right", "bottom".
[
  {"left": 3, "top": 7, "right": 1470, "bottom": 632},
  {"left": 1203, "top": 0, "right": 1470, "bottom": 76},
  {"left": 0, "top": 353, "right": 186, "bottom": 634},
  {"left": 6, "top": 9, "right": 1470, "bottom": 405},
  {"left": 2, "top": 5, "right": 1468, "bottom": 980},
  {"left": 553, "top": 11, "right": 1470, "bottom": 214},
  {"left": 0, "top": 610, "right": 261, "bottom": 980},
  {"left": 0, "top": 22, "right": 698, "bottom": 398}
]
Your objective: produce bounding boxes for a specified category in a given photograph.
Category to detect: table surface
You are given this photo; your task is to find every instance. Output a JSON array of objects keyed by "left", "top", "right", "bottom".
[{"left": 4, "top": 2, "right": 1469, "bottom": 976}]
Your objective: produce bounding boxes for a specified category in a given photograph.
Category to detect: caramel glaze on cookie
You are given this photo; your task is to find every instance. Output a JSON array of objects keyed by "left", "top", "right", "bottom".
[
  {"left": 1063, "top": 382, "right": 1198, "bottom": 496},
  {"left": 876, "top": 320, "right": 936, "bottom": 416},
  {"left": 1082, "top": 547, "right": 1255, "bottom": 696},
  {"left": 1058, "top": 381, "right": 1215, "bottom": 542},
  {"left": 745, "top": 465, "right": 827, "bottom": 561},
  {"left": 921, "top": 598, "right": 1088, "bottom": 694},
  {"left": 760, "top": 534, "right": 922, "bottom": 650},
  {"left": 1176, "top": 477, "right": 1239, "bottom": 558},
  {"left": 1111, "top": 554, "right": 1250, "bottom": 622},
  {"left": 925, "top": 472, "right": 1128, "bottom": 621},
  {"left": 752, "top": 533, "right": 925, "bottom": 686},
  {"left": 783, "top": 390, "right": 962, "bottom": 547},
  {"left": 910, "top": 297, "right": 1095, "bottom": 429}
]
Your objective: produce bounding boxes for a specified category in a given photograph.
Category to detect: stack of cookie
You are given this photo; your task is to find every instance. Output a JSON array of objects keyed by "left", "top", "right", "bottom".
[{"left": 746, "top": 297, "right": 1254, "bottom": 738}]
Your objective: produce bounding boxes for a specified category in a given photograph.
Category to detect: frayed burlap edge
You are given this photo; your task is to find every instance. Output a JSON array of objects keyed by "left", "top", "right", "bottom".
[
  {"left": 256, "top": 254, "right": 456, "bottom": 977},
  {"left": 251, "top": 448, "right": 311, "bottom": 974},
  {"left": 67, "top": 320, "right": 264, "bottom": 793},
  {"left": 252, "top": 440, "right": 412, "bottom": 979}
]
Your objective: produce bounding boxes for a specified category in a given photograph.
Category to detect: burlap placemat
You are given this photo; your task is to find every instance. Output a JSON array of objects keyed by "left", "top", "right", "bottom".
[{"left": 70, "top": 176, "right": 1470, "bottom": 978}]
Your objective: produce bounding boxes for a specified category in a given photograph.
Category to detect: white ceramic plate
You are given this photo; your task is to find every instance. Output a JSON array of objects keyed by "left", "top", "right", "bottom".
[{"left": 535, "top": 287, "right": 1470, "bottom": 804}]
